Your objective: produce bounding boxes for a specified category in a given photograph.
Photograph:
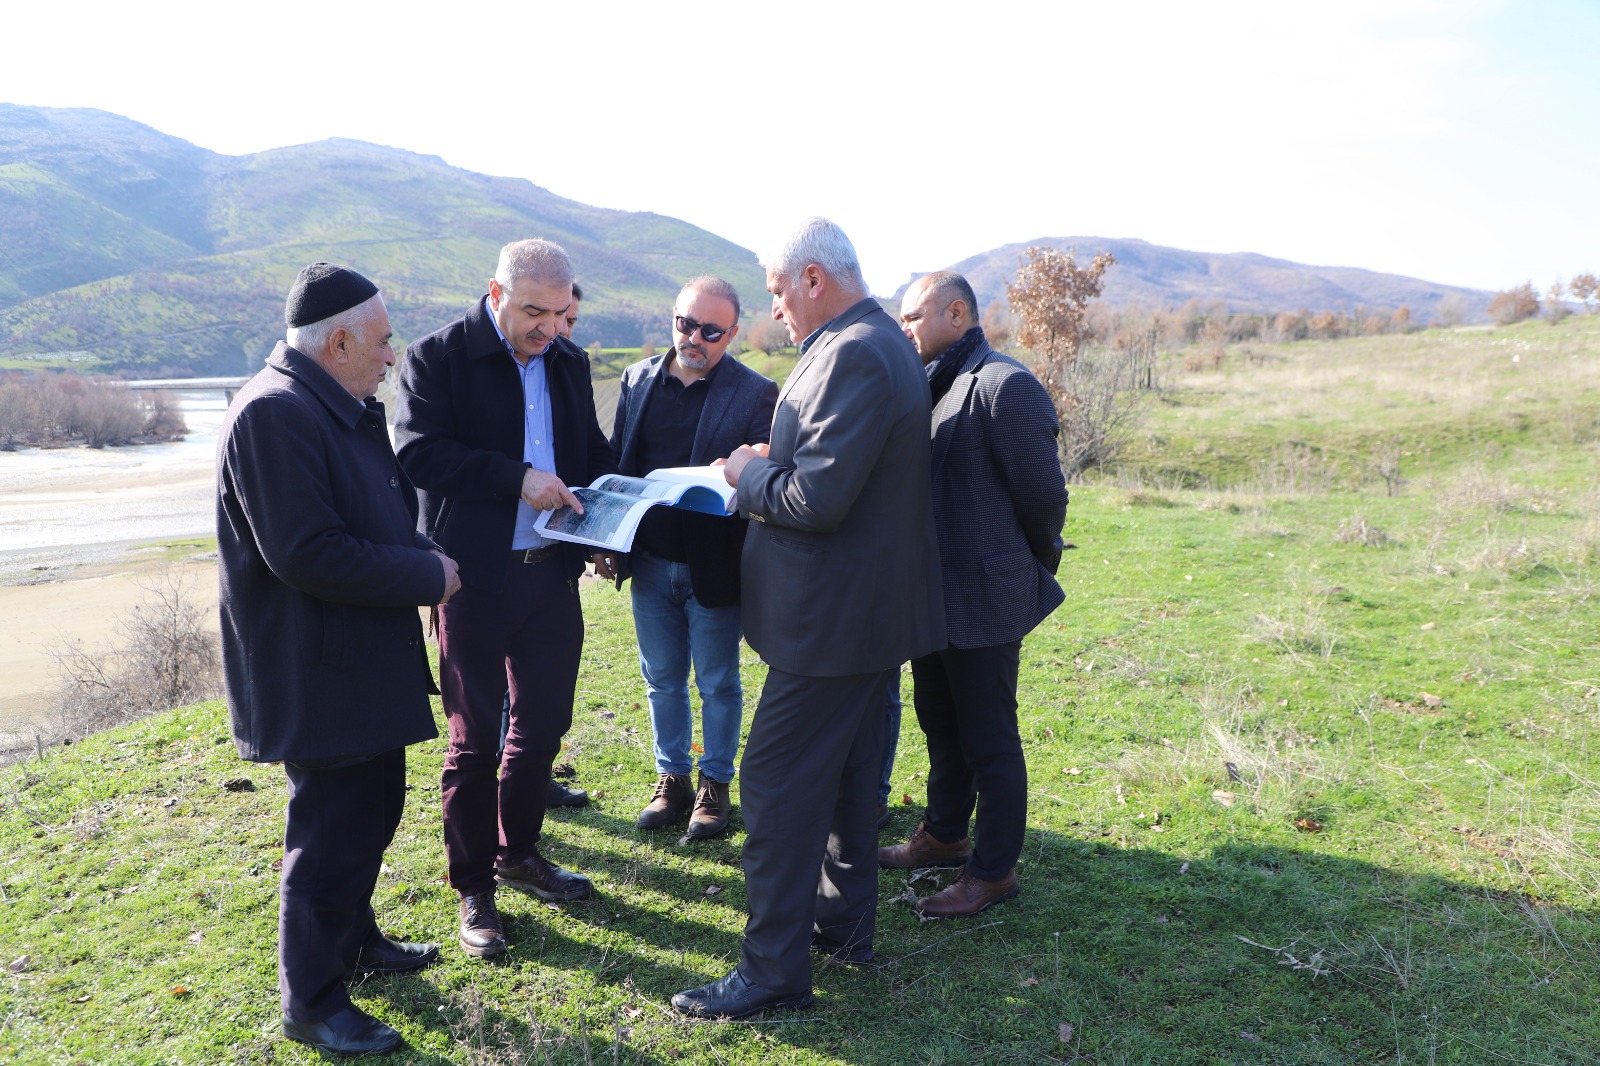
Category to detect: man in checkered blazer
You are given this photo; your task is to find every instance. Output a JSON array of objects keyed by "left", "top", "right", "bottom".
[{"left": 879, "top": 270, "right": 1069, "bottom": 918}]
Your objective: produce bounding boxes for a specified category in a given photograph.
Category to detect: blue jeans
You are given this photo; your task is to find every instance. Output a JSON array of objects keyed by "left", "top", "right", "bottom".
[
  {"left": 879, "top": 672, "right": 902, "bottom": 805},
  {"left": 630, "top": 550, "right": 744, "bottom": 783}
]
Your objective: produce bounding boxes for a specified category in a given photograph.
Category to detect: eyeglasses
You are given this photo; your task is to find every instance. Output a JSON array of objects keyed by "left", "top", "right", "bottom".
[{"left": 674, "top": 315, "right": 731, "bottom": 343}]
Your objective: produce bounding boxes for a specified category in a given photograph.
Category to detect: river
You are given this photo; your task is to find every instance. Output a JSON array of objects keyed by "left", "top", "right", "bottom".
[{"left": 0, "top": 392, "right": 229, "bottom": 580}]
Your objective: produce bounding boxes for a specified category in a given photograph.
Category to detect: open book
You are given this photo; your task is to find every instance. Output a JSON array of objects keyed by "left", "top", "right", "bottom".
[{"left": 534, "top": 466, "right": 738, "bottom": 552}]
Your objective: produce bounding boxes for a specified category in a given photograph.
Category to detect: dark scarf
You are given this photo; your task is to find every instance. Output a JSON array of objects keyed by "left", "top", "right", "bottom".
[{"left": 926, "top": 326, "right": 985, "bottom": 404}]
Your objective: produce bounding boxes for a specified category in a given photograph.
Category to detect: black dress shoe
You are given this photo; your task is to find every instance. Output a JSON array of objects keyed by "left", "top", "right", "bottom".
[
  {"left": 548, "top": 778, "right": 589, "bottom": 808},
  {"left": 496, "top": 851, "right": 594, "bottom": 901},
  {"left": 671, "top": 968, "right": 813, "bottom": 1019},
  {"left": 351, "top": 935, "right": 440, "bottom": 976},
  {"left": 283, "top": 1005, "right": 401, "bottom": 1056},
  {"left": 810, "top": 933, "right": 876, "bottom": 966},
  {"left": 876, "top": 803, "right": 892, "bottom": 830}
]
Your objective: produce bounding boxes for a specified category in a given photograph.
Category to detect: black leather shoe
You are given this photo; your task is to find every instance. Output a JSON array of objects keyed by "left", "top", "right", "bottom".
[
  {"left": 351, "top": 935, "right": 440, "bottom": 976},
  {"left": 283, "top": 1005, "right": 401, "bottom": 1056},
  {"left": 548, "top": 778, "right": 589, "bottom": 808},
  {"left": 458, "top": 891, "right": 507, "bottom": 958},
  {"left": 811, "top": 933, "right": 876, "bottom": 966},
  {"left": 496, "top": 851, "right": 594, "bottom": 901},
  {"left": 876, "top": 803, "right": 892, "bottom": 830},
  {"left": 671, "top": 969, "right": 813, "bottom": 1019}
]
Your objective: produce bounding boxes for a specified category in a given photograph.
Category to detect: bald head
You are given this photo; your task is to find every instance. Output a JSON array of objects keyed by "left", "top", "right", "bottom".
[{"left": 899, "top": 271, "right": 979, "bottom": 363}]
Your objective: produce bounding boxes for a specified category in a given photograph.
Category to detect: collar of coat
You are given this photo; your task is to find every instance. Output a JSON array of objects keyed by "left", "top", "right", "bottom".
[
  {"left": 268, "top": 341, "right": 372, "bottom": 429},
  {"left": 463, "top": 295, "right": 588, "bottom": 368}
]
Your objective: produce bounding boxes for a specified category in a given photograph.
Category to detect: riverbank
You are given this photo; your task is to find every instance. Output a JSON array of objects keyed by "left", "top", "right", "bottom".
[{"left": 0, "top": 541, "right": 219, "bottom": 743}]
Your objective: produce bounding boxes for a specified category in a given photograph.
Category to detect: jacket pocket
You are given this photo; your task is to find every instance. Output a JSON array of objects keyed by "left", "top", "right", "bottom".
[{"left": 980, "top": 546, "right": 1033, "bottom": 575}]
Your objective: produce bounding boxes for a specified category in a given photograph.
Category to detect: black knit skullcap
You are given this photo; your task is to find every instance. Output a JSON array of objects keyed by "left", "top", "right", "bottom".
[{"left": 284, "top": 262, "right": 379, "bottom": 328}]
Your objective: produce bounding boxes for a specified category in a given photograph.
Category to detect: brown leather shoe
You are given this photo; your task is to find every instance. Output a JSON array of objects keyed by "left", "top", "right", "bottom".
[
  {"left": 914, "top": 867, "right": 1019, "bottom": 919},
  {"left": 685, "top": 773, "right": 731, "bottom": 840},
  {"left": 637, "top": 772, "right": 694, "bottom": 829},
  {"left": 495, "top": 851, "right": 594, "bottom": 901},
  {"left": 458, "top": 891, "right": 506, "bottom": 957},
  {"left": 877, "top": 821, "right": 972, "bottom": 869}
]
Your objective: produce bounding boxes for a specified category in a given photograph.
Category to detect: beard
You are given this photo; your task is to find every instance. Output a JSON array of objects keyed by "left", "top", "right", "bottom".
[{"left": 676, "top": 343, "right": 710, "bottom": 370}]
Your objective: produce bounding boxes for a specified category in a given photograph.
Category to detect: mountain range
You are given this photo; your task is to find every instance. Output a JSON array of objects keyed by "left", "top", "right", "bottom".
[{"left": 1, "top": 104, "right": 1492, "bottom": 375}]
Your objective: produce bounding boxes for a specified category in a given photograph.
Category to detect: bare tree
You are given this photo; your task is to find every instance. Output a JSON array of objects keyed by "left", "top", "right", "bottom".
[
  {"left": 44, "top": 566, "right": 220, "bottom": 745},
  {"left": 1390, "top": 306, "right": 1412, "bottom": 334},
  {"left": 1434, "top": 294, "right": 1469, "bottom": 328},
  {"left": 1545, "top": 278, "right": 1570, "bottom": 323}
]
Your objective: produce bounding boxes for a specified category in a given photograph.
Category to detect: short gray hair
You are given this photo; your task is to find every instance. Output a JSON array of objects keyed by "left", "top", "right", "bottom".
[
  {"left": 287, "top": 293, "right": 384, "bottom": 356},
  {"left": 679, "top": 276, "right": 741, "bottom": 322},
  {"left": 495, "top": 239, "right": 573, "bottom": 290},
  {"left": 762, "top": 217, "right": 866, "bottom": 295}
]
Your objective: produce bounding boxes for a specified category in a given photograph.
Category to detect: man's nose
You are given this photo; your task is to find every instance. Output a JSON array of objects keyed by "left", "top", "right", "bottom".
[{"left": 770, "top": 300, "right": 783, "bottom": 321}]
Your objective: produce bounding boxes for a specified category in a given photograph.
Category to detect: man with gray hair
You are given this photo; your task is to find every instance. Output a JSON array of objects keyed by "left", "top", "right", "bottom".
[
  {"left": 219, "top": 262, "right": 461, "bottom": 1055},
  {"left": 395, "top": 239, "right": 616, "bottom": 960},
  {"left": 672, "top": 219, "right": 944, "bottom": 1018}
]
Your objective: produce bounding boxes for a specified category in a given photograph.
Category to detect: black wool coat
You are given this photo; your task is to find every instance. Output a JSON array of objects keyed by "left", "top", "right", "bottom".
[
  {"left": 393, "top": 299, "right": 617, "bottom": 590},
  {"left": 216, "top": 343, "right": 444, "bottom": 764}
]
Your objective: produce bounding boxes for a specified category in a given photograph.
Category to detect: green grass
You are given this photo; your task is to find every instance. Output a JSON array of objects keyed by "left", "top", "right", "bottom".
[{"left": 4, "top": 319, "right": 1600, "bottom": 1063}]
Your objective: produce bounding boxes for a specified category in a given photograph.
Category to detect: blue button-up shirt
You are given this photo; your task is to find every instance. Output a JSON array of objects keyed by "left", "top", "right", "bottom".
[{"left": 486, "top": 308, "right": 557, "bottom": 550}]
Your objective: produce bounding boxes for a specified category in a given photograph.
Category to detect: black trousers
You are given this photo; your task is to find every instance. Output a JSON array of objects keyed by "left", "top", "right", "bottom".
[
  {"left": 911, "top": 640, "right": 1026, "bottom": 881},
  {"left": 738, "top": 665, "right": 894, "bottom": 993},
  {"left": 279, "top": 748, "right": 406, "bottom": 1022}
]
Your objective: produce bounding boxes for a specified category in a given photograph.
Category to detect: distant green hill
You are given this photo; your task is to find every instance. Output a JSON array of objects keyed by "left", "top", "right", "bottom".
[{"left": 0, "top": 105, "right": 767, "bottom": 374}]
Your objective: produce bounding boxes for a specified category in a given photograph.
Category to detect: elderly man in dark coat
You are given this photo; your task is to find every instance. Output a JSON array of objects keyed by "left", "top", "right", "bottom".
[
  {"left": 879, "top": 270, "right": 1068, "bottom": 917},
  {"left": 217, "top": 263, "right": 461, "bottom": 1057}
]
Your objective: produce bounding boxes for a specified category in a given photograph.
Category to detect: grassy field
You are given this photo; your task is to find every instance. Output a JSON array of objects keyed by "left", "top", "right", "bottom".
[{"left": 2, "top": 318, "right": 1599, "bottom": 1064}]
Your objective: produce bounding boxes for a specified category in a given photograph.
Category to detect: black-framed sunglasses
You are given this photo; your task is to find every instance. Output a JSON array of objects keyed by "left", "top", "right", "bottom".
[{"left": 674, "top": 315, "right": 731, "bottom": 343}]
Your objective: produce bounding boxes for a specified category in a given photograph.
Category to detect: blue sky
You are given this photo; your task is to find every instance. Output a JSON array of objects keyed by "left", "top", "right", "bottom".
[{"left": 3, "top": 0, "right": 1595, "bottom": 297}]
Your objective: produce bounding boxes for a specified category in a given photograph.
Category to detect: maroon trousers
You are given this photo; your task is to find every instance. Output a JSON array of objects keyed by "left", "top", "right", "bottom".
[{"left": 436, "top": 555, "right": 583, "bottom": 896}]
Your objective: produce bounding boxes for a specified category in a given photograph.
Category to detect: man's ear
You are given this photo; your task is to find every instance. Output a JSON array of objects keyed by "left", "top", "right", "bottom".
[
  {"left": 487, "top": 278, "right": 503, "bottom": 310},
  {"left": 328, "top": 327, "right": 353, "bottom": 363},
  {"left": 950, "top": 300, "right": 972, "bottom": 328},
  {"left": 802, "top": 264, "right": 825, "bottom": 297}
]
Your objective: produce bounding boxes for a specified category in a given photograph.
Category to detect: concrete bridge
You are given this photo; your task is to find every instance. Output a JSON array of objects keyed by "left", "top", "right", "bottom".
[{"left": 124, "top": 377, "right": 251, "bottom": 403}]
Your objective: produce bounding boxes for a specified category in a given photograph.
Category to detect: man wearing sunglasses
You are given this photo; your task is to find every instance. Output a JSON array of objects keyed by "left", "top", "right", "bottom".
[{"left": 606, "top": 278, "right": 778, "bottom": 840}]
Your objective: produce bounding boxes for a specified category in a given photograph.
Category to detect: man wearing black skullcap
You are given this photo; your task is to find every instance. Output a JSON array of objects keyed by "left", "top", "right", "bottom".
[
  {"left": 217, "top": 263, "right": 462, "bottom": 1056},
  {"left": 395, "top": 239, "right": 616, "bottom": 959}
]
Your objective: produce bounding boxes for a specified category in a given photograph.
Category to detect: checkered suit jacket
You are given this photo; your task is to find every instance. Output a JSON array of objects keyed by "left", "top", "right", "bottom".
[{"left": 929, "top": 336, "right": 1068, "bottom": 649}]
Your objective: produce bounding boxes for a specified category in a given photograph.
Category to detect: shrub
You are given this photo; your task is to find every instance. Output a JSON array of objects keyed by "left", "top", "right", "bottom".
[{"left": 1487, "top": 283, "right": 1540, "bottom": 325}]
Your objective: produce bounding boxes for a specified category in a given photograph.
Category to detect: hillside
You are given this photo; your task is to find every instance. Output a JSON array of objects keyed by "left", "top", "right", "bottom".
[
  {"left": 0, "top": 105, "right": 767, "bottom": 373},
  {"left": 2, "top": 104, "right": 1501, "bottom": 377},
  {"left": 912, "top": 236, "right": 1493, "bottom": 323}
]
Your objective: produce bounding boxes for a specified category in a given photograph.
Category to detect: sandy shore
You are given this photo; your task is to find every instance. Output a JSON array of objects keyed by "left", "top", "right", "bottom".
[
  {"left": 0, "top": 545, "right": 220, "bottom": 740},
  {"left": 1, "top": 428, "right": 221, "bottom": 742}
]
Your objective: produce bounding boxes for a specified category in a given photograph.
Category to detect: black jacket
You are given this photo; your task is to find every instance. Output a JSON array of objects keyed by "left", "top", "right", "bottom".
[
  {"left": 610, "top": 351, "right": 777, "bottom": 607},
  {"left": 216, "top": 343, "right": 442, "bottom": 763},
  {"left": 393, "top": 298, "right": 617, "bottom": 589}
]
